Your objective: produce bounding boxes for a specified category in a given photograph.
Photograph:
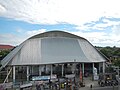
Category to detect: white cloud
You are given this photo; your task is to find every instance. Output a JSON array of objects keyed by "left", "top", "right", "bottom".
[
  {"left": 0, "top": 28, "right": 119, "bottom": 47},
  {"left": 0, "top": 33, "right": 25, "bottom": 45},
  {"left": 70, "top": 31, "right": 120, "bottom": 47},
  {"left": 26, "top": 29, "right": 46, "bottom": 37},
  {"left": 93, "top": 19, "right": 120, "bottom": 30},
  {"left": 111, "top": 24, "right": 120, "bottom": 35},
  {"left": 16, "top": 29, "right": 23, "bottom": 33},
  {"left": 75, "top": 17, "right": 120, "bottom": 31},
  {"left": 0, "top": 0, "right": 120, "bottom": 25},
  {"left": 0, "top": 4, "right": 6, "bottom": 14},
  {"left": 109, "top": 24, "right": 120, "bottom": 45},
  {"left": 0, "top": 0, "right": 120, "bottom": 47},
  {"left": 0, "top": 29, "right": 46, "bottom": 46}
]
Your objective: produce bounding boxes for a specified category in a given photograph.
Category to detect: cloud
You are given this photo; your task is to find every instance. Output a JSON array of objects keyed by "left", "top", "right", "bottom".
[
  {"left": 109, "top": 24, "right": 120, "bottom": 45},
  {"left": 0, "top": 0, "right": 120, "bottom": 25},
  {"left": 0, "top": 4, "right": 6, "bottom": 13},
  {"left": 111, "top": 24, "right": 120, "bottom": 36},
  {"left": 93, "top": 19, "right": 120, "bottom": 30},
  {"left": 0, "top": 0, "right": 120, "bottom": 47},
  {"left": 16, "top": 29, "right": 23, "bottom": 33},
  {"left": 0, "top": 29, "right": 46, "bottom": 46},
  {"left": 75, "top": 17, "right": 120, "bottom": 31},
  {"left": 70, "top": 30, "right": 120, "bottom": 47},
  {"left": 0, "top": 28, "right": 119, "bottom": 47},
  {"left": 0, "top": 33, "right": 25, "bottom": 45},
  {"left": 26, "top": 29, "right": 46, "bottom": 37}
]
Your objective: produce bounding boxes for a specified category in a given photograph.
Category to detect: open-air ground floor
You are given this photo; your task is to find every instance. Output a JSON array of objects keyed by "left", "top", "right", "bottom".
[
  {"left": 1, "top": 76, "right": 119, "bottom": 90},
  {"left": 0, "top": 62, "right": 105, "bottom": 90}
]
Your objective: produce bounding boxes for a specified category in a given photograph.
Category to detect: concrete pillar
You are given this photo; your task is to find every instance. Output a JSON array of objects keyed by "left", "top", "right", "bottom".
[
  {"left": 13, "top": 66, "right": 15, "bottom": 83},
  {"left": 45, "top": 65, "right": 46, "bottom": 74},
  {"left": 93, "top": 63, "right": 94, "bottom": 75},
  {"left": 82, "top": 63, "right": 84, "bottom": 76},
  {"left": 39, "top": 65, "right": 42, "bottom": 76},
  {"left": 62, "top": 64, "right": 64, "bottom": 77},
  {"left": 6, "top": 67, "right": 9, "bottom": 82},
  {"left": 50, "top": 65, "right": 53, "bottom": 79},
  {"left": 103, "top": 62, "right": 105, "bottom": 73},
  {"left": 72, "top": 63, "right": 75, "bottom": 74},
  {"left": 92, "top": 63, "right": 95, "bottom": 81},
  {"left": 99, "top": 63, "right": 101, "bottom": 74},
  {"left": 27, "top": 66, "right": 29, "bottom": 81},
  {"left": 29, "top": 66, "right": 32, "bottom": 75},
  {"left": 32, "top": 66, "right": 33, "bottom": 75}
]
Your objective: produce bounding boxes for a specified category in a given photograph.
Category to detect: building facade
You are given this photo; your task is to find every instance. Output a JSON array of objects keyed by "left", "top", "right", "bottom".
[{"left": 0, "top": 31, "right": 106, "bottom": 83}]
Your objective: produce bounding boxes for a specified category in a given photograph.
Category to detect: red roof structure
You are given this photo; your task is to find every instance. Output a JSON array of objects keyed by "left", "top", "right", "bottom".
[{"left": 0, "top": 45, "right": 14, "bottom": 50}]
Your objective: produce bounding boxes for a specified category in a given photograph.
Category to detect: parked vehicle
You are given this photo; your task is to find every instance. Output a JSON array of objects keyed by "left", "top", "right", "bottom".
[{"left": 98, "top": 73, "right": 118, "bottom": 87}]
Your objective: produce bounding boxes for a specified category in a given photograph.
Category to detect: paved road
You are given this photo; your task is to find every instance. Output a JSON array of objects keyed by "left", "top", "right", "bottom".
[
  {"left": 79, "top": 86, "right": 120, "bottom": 90},
  {"left": 93, "top": 86, "right": 119, "bottom": 90},
  {"left": 79, "top": 77, "right": 120, "bottom": 90}
]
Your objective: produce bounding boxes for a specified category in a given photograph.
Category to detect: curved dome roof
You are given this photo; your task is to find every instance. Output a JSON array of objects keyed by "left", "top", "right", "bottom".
[
  {"left": 0, "top": 31, "right": 106, "bottom": 69},
  {"left": 29, "top": 31, "right": 86, "bottom": 40}
]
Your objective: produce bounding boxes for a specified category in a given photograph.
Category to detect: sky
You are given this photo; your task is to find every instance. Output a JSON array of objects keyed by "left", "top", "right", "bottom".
[{"left": 0, "top": 0, "right": 120, "bottom": 47}]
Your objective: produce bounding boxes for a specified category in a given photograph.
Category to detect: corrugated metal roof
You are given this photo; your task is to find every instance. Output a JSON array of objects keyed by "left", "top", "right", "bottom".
[
  {"left": 0, "top": 31, "right": 106, "bottom": 70},
  {"left": 29, "top": 31, "right": 86, "bottom": 40},
  {"left": 0, "top": 45, "right": 14, "bottom": 49}
]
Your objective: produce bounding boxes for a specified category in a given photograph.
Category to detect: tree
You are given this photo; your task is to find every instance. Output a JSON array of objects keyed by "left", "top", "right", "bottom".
[
  {"left": 100, "top": 46, "right": 114, "bottom": 58},
  {"left": 0, "top": 50, "right": 10, "bottom": 60},
  {"left": 113, "top": 59, "right": 120, "bottom": 67},
  {"left": 113, "top": 48, "right": 120, "bottom": 56}
]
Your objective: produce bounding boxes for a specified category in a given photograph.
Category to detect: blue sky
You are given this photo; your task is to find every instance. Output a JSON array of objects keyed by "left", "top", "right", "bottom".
[{"left": 0, "top": 0, "right": 120, "bottom": 47}]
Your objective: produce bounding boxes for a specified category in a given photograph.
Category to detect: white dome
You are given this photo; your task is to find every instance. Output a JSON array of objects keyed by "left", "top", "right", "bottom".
[{"left": 1, "top": 31, "right": 106, "bottom": 67}]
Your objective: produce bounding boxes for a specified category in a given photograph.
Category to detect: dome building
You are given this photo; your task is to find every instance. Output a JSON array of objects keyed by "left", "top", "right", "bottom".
[{"left": 0, "top": 31, "right": 106, "bottom": 82}]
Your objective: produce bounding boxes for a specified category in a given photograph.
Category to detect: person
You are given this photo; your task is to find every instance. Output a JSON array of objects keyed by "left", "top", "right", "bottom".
[
  {"left": 36, "top": 83, "right": 41, "bottom": 90},
  {"left": 84, "top": 72, "right": 89, "bottom": 77}
]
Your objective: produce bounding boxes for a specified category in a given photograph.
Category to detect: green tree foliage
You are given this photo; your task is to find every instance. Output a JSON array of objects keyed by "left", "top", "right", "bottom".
[
  {"left": 113, "top": 59, "right": 120, "bottom": 67},
  {"left": 105, "top": 66, "right": 114, "bottom": 73},
  {"left": 100, "top": 46, "right": 114, "bottom": 58},
  {"left": 113, "top": 48, "right": 120, "bottom": 56},
  {"left": 0, "top": 50, "right": 10, "bottom": 60},
  {"left": 98, "top": 46, "right": 120, "bottom": 67},
  {"left": 99, "top": 46, "right": 120, "bottom": 58}
]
